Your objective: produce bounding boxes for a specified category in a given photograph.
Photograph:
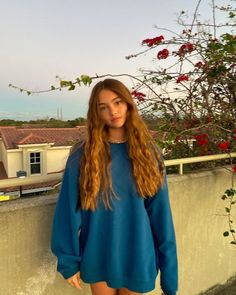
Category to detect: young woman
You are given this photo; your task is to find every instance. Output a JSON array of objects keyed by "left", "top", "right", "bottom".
[{"left": 51, "top": 78, "right": 178, "bottom": 295}]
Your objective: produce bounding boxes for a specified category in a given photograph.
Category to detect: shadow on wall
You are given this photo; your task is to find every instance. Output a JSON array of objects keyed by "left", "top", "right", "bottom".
[{"left": 198, "top": 275, "right": 236, "bottom": 295}]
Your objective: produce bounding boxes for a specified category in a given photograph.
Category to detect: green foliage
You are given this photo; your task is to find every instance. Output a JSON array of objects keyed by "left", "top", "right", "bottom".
[
  {"left": 80, "top": 75, "right": 92, "bottom": 86},
  {"left": 0, "top": 117, "right": 87, "bottom": 127}
]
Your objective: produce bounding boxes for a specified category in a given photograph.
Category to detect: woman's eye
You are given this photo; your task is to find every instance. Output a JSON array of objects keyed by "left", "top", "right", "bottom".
[
  {"left": 115, "top": 100, "right": 122, "bottom": 105},
  {"left": 100, "top": 106, "right": 106, "bottom": 111}
]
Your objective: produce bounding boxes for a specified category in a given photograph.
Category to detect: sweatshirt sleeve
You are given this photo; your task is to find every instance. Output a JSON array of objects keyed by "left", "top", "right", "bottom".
[
  {"left": 51, "top": 152, "right": 82, "bottom": 279},
  {"left": 144, "top": 169, "right": 178, "bottom": 295}
]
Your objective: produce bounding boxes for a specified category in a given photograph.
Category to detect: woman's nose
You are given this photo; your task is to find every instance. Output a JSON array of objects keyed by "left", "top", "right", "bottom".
[{"left": 110, "top": 107, "right": 118, "bottom": 115}]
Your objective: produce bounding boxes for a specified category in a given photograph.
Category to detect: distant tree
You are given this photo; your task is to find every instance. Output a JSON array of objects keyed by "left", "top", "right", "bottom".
[
  {"left": 0, "top": 119, "right": 23, "bottom": 126},
  {"left": 67, "top": 117, "right": 87, "bottom": 127}
]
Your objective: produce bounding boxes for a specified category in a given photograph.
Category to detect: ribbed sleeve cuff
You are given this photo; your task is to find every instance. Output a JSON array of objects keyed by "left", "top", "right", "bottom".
[{"left": 59, "top": 266, "right": 80, "bottom": 280}]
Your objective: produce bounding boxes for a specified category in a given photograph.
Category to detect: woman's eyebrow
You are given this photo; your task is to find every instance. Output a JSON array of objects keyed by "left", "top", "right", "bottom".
[{"left": 98, "top": 97, "right": 121, "bottom": 105}]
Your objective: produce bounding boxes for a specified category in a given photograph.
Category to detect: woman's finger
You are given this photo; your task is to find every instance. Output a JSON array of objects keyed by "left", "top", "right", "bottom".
[{"left": 72, "top": 276, "right": 82, "bottom": 289}]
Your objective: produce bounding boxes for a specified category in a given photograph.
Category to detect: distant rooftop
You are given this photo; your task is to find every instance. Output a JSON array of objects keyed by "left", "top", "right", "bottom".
[{"left": 0, "top": 126, "right": 86, "bottom": 149}]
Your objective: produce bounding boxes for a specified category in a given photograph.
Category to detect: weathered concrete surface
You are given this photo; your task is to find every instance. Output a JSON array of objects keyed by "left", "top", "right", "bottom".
[
  {"left": 0, "top": 167, "right": 236, "bottom": 295},
  {"left": 198, "top": 276, "right": 236, "bottom": 295}
]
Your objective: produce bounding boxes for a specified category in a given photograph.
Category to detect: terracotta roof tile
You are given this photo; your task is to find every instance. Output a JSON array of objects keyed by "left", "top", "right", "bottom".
[
  {"left": 16, "top": 133, "right": 49, "bottom": 145},
  {"left": 0, "top": 126, "right": 86, "bottom": 149}
]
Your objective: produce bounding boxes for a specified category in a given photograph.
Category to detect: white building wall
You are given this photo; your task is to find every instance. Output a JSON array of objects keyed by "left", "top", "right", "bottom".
[
  {"left": 47, "top": 147, "right": 71, "bottom": 173},
  {"left": 2, "top": 144, "right": 72, "bottom": 178},
  {"left": 1, "top": 142, "right": 9, "bottom": 176},
  {"left": 7, "top": 151, "right": 22, "bottom": 178}
]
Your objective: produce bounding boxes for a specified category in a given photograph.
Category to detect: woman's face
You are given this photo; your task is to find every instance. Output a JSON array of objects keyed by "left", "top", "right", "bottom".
[{"left": 97, "top": 89, "right": 128, "bottom": 129}]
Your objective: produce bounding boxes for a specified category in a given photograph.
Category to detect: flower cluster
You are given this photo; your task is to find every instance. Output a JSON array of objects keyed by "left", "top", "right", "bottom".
[
  {"left": 233, "top": 165, "right": 236, "bottom": 173},
  {"left": 194, "top": 133, "right": 209, "bottom": 146},
  {"left": 178, "top": 42, "right": 194, "bottom": 56},
  {"left": 176, "top": 75, "right": 189, "bottom": 83},
  {"left": 157, "top": 48, "right": 169, "bottom": 59},
  {"left": 217, "top": 141, "right": 230, "bottom": 151},
  {"left": 131, "top": 90, "right": 146, "bottom": 102},
  {"left": 142, "top": 35, "right": 164, "bottom": 47}
]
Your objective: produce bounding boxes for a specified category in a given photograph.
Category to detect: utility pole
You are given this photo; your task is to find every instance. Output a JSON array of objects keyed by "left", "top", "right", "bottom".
[{"left": 60, "top": 107, "right": 63, "bottom": 121}]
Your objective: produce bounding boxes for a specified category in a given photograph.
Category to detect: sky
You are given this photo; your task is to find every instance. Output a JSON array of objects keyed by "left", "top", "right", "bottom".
[{"left": 0, "top": 0, "right": 228, "bottom": 121}]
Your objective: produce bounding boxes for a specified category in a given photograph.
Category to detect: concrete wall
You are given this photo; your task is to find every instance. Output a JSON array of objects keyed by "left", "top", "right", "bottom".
[{"left": 0, "top": 167, "right": 235, "bottom": 295}]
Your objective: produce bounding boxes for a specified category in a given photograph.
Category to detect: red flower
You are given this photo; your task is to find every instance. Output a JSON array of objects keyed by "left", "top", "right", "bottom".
[
  {"left": 233, "top": 165, "right": 236, "bottom": 173},
  {"left": 176, "top": 75, "right": 189, "bottom": 83},
  {"left": 195, "top": 61, "right": 204, "bottom": 68},
  {"left": 179, "top": 42, "right": 194, "bottom": 56},
  {"left": 142, "top": 35, "right": 164, "bottom": 47},
  {"left": 194, "top": 134, "right": 209, "bottom": 146},
  {"left": 217, "top": 141, "right": 230, "bottom": 151},
  {"left": 131, "top": 90, "right": 146, "bottom": 102},
  {"left": 157, "top": 48, "right": 169, "bottom": 59}
]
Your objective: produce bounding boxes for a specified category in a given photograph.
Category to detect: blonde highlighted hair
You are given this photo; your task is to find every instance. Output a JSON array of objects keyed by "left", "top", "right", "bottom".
[{"left": 77, "top": 78, "right": 165, "bottom": 211}]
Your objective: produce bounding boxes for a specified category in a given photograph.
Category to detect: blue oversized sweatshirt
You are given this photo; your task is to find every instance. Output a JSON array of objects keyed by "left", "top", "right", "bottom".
[{"left": 51, "top": 142, "right": 178, "bottom": 295}]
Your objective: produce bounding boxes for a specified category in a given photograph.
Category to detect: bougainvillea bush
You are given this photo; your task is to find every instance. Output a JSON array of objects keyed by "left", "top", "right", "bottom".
[
  {"left": 126, "top": 0, "right": 236, "bottom": 244},
  {"left": 127, "top": 9, "right": 236, "bottom": 168}
]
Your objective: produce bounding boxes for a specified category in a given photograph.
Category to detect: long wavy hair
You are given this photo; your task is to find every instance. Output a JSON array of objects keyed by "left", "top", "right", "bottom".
[{"left": 78, "top": 78, "right": 165, "bottom": 211}]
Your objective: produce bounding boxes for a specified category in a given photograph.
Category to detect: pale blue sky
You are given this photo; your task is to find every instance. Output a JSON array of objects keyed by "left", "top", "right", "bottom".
[{"left": 0, "top": 0, "right": 226, "bottom": 120}]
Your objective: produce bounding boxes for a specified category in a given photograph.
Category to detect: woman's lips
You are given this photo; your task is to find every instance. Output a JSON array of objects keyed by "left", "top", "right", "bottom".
[{"left": 111, "top": 117, "right": 121, "bottom": 122}]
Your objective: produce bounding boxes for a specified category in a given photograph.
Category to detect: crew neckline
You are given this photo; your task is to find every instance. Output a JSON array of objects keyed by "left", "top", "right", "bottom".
[{"left": 109, "top": 141, "right": 128, "bottom": 144}]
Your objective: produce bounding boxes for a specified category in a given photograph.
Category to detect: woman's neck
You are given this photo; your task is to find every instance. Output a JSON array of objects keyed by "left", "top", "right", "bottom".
[{"left": 108, "top": 128, "right": 126, "bottom": 142}]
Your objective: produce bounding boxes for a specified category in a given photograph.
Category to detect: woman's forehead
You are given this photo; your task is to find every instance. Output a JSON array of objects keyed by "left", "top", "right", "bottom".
[{"left": 97, "top": 89, "right": 120, "bottom": 104}]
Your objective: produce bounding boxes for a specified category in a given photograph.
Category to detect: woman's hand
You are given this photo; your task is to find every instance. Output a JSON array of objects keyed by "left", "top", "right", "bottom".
[{"left": 66, "top": 272, "right": 83, "bottom": 289}]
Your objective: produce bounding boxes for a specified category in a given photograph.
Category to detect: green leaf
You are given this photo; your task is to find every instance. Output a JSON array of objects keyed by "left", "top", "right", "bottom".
[
  {"left": 27, "top": 91, "right": 31, "bottom": 95},
  {"left": 51, "top": 85, "right": 56, "bottom": 90},
  {"left": 230, "top": 229, "right": 235, "bottom": 233},
  {"left": 60, "top": 80, "right": 70, "bottom": 87},
  {"left": 81, "top": 75, "right": 92, "bottom": 86},
  {"left": 230, "top": 241, "right": 236, "bottom": 245},
  {"left": 223, "top": 231, "right": 229, "bottom": 237},
  {"left": 68, "top": 84, "right": 75, "bottom": 91},
  {"left": 165, "top": 75, "right": 172, "bottom": 81},
  {"left": 225, "top": 207, "right": 230, "bottom": 213},
  {"left": 221, "top": 195, "right": 227, "bottom": 200}
]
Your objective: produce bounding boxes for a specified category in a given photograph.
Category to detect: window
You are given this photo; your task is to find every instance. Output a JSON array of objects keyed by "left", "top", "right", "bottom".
[{"left": 30, "top": 152, "right": 41, "bottom": 174}]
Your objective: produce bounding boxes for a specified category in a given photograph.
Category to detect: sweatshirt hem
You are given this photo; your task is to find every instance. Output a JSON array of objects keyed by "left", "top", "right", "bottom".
[{"left": 80, "top": 273, "right": 156, "bottom": 293}]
